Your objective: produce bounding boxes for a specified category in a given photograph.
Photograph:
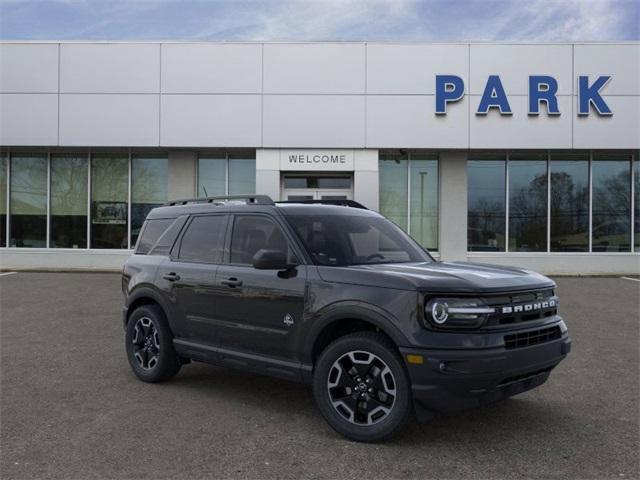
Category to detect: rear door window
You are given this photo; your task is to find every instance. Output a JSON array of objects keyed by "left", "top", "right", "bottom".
[{"left": 178, "top": 215, "right": 227, "bottom": 263}]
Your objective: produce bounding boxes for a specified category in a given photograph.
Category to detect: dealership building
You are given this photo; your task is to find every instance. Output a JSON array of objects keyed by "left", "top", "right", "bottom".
[{"left": 0, "top": 41, "right": 638, "bottom": 274}]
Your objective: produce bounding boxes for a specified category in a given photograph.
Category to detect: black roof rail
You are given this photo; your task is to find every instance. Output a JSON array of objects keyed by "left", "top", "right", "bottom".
[
  {"left": 275, "top": 199, "right": 368, "bottom": 209},
  {"left": 163, "top": 195, "right": 274, "bottom": 207}
]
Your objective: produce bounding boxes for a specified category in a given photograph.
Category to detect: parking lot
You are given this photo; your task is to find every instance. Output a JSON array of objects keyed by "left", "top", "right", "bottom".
[{"left": 0, "top": 272, "right": 638, "bottom": 479}]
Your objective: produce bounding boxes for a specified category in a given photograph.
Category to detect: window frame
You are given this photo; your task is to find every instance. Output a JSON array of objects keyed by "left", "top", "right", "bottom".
[
  {"left": 379, "top": 150, "right": 439, "bottom": 251},
  {"left": 9, "top": 152, "right": 49, "bottom": 248},
  {"left": 224, "top": 213, "right": 303, "bottom": 267},
  {"left": 172, "top": 213, "right": 230, "bottom": 265},
  {"left": 197, "top": 151, "right": 256, "bottom": 198}
]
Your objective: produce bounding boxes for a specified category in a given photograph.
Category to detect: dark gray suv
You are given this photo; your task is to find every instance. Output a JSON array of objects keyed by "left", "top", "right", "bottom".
[{"left": 122, "top": 195, "right": 571, "bottom": 442}]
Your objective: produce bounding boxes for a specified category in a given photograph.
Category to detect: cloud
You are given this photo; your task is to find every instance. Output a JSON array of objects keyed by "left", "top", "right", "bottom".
[
  {"left": 486, "top": 0, "right": 637, "bottom": 41},
  {"left": 0, "top": 0, "right": 637, "bottom": 41}
]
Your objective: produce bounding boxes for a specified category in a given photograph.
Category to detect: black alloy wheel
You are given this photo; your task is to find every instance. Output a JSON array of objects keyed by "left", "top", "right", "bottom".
[
  {"left": 125, "top": 304, "right": 181, "bottom": 382},
  {"left": 313, "top": 332, "right": 411, "bottom": 442},
  {"left": 327, "top": 350, "right": 397, "bottom": 425},
  {"left": 131, "top": 316, "right": 160, "bottom": 370}
]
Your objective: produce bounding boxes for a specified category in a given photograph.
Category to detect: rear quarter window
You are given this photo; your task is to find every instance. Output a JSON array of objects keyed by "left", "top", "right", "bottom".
[{"left": 135, "top": 217, "right": 184, "bottom": 255}]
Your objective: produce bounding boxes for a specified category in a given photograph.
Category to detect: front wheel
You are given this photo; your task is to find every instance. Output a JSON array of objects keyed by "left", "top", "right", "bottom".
[{"left": 313, "top": 332, "right": 412, "bottom": 442}]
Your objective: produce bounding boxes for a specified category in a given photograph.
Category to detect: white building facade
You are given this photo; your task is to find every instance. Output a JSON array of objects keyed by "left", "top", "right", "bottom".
[{"left": 0, "top": 41, "right": 638, "bottom": 274}]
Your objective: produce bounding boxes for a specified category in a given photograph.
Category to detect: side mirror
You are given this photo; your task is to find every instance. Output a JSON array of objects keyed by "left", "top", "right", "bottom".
[{"left": 252, "top": 249, "right": 293, "bottom": 270}]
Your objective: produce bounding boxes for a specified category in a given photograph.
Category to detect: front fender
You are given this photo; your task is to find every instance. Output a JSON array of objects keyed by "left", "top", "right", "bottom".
[{"left": 301, "top": 301, "right": 411, "bottom": 365}]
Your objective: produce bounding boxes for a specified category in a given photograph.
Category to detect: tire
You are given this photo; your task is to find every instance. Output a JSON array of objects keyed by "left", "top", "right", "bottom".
[
  {"left": 125, "top": 304, "right": 181, "bottom": 383},
  {"left": 313, "top": 332, "right": 412, "bottom": 442}
]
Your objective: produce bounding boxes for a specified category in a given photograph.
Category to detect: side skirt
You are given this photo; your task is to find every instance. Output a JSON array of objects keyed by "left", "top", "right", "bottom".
[{"left": 173, "top": 338, "right": 313, "bottom": 384}]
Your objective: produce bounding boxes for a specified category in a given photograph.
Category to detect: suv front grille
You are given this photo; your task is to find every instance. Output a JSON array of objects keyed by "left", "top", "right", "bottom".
[
  {"left": 504, "top": 326, "right": 562, "bottom": 350},
  {"left": 483, "top": 289, "right": 558, "bottom": 327}
]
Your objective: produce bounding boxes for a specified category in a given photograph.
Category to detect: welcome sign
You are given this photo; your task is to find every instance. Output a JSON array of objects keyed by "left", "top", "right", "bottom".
[{"left": 279, "top": 150, "right": 355, "bottom": 171}]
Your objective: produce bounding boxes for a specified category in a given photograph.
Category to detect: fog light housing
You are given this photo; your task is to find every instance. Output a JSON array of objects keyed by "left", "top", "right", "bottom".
[{"left": 425, "top": 298, "right": 494, "bottom": 329}]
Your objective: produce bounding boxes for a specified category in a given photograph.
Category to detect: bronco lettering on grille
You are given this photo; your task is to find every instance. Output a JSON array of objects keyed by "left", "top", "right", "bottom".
[{"left": 502, "top": 299, "right": 556, "bottom": 314}]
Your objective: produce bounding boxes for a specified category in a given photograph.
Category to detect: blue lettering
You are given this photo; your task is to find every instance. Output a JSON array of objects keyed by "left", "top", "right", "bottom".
[
  {"left": 476, "top": 75, "right": 512, "bottom": 115},
  {"left": 578, "top": 75, "right": 612, "bottom": 116},
  {"left": 529, "top": 75, "right": 560, "bottom": 115},
  {"left": 435, "top": 75, "right": 464, "bottom": 115}
]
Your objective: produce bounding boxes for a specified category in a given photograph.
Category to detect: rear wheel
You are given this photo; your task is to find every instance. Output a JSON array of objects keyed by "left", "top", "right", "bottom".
[
  {"left": 125, "top": 304, "right": 181, "bottom": 382},
  {"left": 313, "top": 332, "right": 411, "bottom": 442}
]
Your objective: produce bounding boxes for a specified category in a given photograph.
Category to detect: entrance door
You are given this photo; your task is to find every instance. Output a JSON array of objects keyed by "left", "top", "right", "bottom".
[{"left": 282, "top": 175, "right": 352, "bottom": 201}]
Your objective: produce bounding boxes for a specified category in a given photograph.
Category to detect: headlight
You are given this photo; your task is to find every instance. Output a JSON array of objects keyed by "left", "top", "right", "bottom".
[{"left": 424, "top": 298, "right": 494, "bottom": 329}]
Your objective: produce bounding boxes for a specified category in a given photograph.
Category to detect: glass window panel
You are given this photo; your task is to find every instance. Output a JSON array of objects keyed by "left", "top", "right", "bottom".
[
  {"left": 288, "top": 195, "right": 313, "bottom": 201},
  {"left": 228, "top": 157, "right": 256, "bottom": 195},
  {"left": 198, "top": 156, "right": 226, "bottom": 197},
  {"left": 131, "top": 155, "right": 168, "bottom": 246},
  {"left": 468, "top": 159, "right": 506, "bottom": 252},
  {"left": 379, "top": 152, "right": 408, "bottom": 232},
  {"left": 0, "top": 154, "right": 7, "bottom": 247},
  {"left": 50, "top": 154, "right": 88, "bottom": 248},
  {"left": 10, "top": 154, "right": 47, "bottom": 247},
  {"left": 508, "top": 156, "right": 548, "bottom": 252},
  {"left": 91, "top": 155, "right": 128, "bottom": 249},
  {"left": 150, "top": 215, "right": 187, "bottom": 256},
  {"left": 317, "top": 177, "right": 351, "bottom": 189},
  {"left": 135, "top": 217, "right": 173, "bottom": 255},
  {"left": 549, "top": 156, "right": 589, "bottom": 252},
  {"left": 409, "top": 155, "right": 438, "bottom": 250},
  {"left": 635, "top": 157, "right": 639, "bottom": 251},
  {"left": 230, "top": 215, "right": 291, "bottom": 264},
  {"left": 179, "top": 215, "right": 227, "bottom": 264},
  {"left": 592, "top": 155, "right": 631, "bottom": 252},
  {"left": 284, "top": 177, "right": 308, "bottom": 188}
]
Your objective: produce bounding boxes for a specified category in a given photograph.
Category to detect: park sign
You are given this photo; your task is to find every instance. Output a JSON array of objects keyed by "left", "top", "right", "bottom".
[{"left": 435, "top": 75, "right": 613, "bottom": 116}]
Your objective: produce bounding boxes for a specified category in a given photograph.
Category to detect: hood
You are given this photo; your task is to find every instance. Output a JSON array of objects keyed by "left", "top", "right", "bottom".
[{"left": 316, "top": 261, "right": 555, "bottom": 294}]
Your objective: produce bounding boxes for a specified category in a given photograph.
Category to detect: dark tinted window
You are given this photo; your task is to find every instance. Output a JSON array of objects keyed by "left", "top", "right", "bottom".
[
  {"left": 283, "top": 176, "right": 351, "bottom": 189},
  {"left": 150, "top": 216, "right": 187, "bottom": 256},
  {"left": 468, "top": 159, "right": 506, "bottom": 251},
  {"left": 592, "top": 156, "right": 631, "bottom": 252},
  {"left": 508, "top": 156, "right": 548, "bottom": 252},
  {"left": 178, "top": 215, "right": 227, "bottom": 263},
  {"left": 135, "top": 218, "right": 174, "bottom": 254},
  {"left": 635, "top": 159, "right": 639, "bottom": 251},
  {"left": 230, "top": 216, "right": 291, "bottom": 264},
  {"left": 286, "top": 214, "right": 430, "bottom": 266},
  {"left": 550, "top": 156, "right": 589, "bottom": 252}
]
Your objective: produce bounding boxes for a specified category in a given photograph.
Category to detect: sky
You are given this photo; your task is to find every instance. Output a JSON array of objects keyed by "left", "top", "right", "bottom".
[{"left": 0, "top": 0, "right": 638, "bottom": 42}]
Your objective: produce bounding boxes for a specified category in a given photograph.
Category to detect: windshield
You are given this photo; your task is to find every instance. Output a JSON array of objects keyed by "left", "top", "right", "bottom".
[{"left": 285, "top": 214, "right": 433, "bottom": 266}]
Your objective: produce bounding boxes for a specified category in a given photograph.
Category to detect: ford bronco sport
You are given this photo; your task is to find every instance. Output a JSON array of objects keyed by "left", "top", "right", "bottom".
[{"left": 122, "top": 195, "right": 571, "bottom": 442}]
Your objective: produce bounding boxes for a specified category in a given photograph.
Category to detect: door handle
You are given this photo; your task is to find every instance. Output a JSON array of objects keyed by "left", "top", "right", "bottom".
[
  {"left": 162, "top": 272, "right": 181, "bottom": 281},
  {"left": 221, "top": 277, "right": 243, "bottom": 288}
]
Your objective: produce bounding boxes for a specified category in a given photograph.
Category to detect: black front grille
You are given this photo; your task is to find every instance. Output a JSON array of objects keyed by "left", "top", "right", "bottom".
[
  {"left": 483, "top": 289, "right": 558, "bottom": 327},
  {"left": 504, "top": 326, "right": 562, "bottom": 350}
]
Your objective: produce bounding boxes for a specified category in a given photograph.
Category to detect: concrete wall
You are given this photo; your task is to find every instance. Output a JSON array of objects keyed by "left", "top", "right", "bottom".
[
  {"left": 168, "top": 150, "right": 197, "bottom": 199},
  {"left": 1, "top": 42, "right": 638, "bottom": 149},
  {"left": 438, "top": 151, "right": 467, "bottom": 262}
]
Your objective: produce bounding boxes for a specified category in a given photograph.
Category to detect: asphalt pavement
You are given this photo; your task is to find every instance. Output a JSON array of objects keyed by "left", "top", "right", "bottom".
[{"left": 0, "top": 272, "right": 638, "bottom": 479}]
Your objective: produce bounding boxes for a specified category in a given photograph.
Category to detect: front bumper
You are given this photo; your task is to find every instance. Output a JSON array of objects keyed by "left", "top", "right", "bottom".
[{"left": 400, "top": 325, "right": 571, "bottom": 420}]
